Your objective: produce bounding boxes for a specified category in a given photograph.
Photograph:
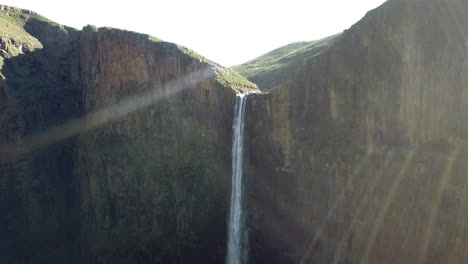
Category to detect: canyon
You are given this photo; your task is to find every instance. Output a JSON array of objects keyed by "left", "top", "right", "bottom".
[{"left": 1, "top": 0, "right": 468, "bottom": 263}]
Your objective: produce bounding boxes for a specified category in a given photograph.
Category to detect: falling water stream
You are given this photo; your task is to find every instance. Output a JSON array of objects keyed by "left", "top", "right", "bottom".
[{"left": 226, "top": 94, "right": 248, "bottom": 264}]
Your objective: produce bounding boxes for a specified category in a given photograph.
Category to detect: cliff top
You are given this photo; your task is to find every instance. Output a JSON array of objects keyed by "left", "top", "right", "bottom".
[
  {"left": 0, "top": 5, "right": 79, "bottom": 81},
  {"left": 0, "top": 4, "right": 65, "bottom": 36},
  {"left": 234, "top": 34, "right": 341, "bottom": 79},
  {"left": 174, "top": 43, "right": 259, "bottom": 93},
  {"left": 0, "top": 6, "right": 41, "bottom": 77},
  {"left": 233, "top": 34, "right": 341, "bottom": 91},
  {"left": 0, "top": 4, "right": 258, "bottom": 94}
]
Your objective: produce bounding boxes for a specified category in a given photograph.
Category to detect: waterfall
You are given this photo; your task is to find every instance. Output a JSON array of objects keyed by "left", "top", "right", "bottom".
[{"left": 226, "top": 94, "right": 248, "bottom": 264}]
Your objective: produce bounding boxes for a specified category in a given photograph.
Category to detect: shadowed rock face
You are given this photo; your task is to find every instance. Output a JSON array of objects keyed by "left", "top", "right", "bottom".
[
  {"left": 242, "top": 0, "right": 468, "bottom": 263},
  {"left": 0, "top": 6, "right": 257, "bottom": 264},
  {"left": 1, "top": 0, "right": 468, "bottom": 263},
  {"left": 0, "top": 8, "right": 81, "bottom": 264}
]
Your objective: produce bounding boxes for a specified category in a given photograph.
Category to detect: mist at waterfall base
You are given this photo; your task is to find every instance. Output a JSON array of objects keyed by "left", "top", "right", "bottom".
[{"left": 226, "top": 94, "right": 248, "bottom": 264}]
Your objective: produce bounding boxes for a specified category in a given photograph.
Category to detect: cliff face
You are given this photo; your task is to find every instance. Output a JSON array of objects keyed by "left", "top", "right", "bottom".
[
  {"left": 0, "top": 6, "right": 258, "bottom": 264},
  {"left": 2, "top": 0, "right": 468, "bottom": 263},
  {"left": 243, "top": 0, "right": 468, "bottom": 263},
  {"left": 0, "top": 7, "right": 81, "bottom": 263},
  {"left": 75, "top": 26, "right": 249, "bottom": 263}
]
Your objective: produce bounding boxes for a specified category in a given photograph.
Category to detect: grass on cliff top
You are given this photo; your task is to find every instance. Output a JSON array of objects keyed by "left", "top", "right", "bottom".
[
  {"left": 0, "top": 5, "right": 67, "bottom": 70},
  {"left": 215, "top": 67, "right": 259, "bottom": 94},
  {"left": 0, "top": 10, "right": 41, "bottom": 47},
  {"left": 148, "top": 36, "right": 163, "bottom": 42},
  {"left": 150, "top": 34, "right": 258, "bottom": 93},
  {"left": 176, "top": 44, "right": 259, "bottom": 94},
  {"left": 1, "top": 5, "right": 258, "bottom": 94},
  {"left": 0, "top": 7, "right": 44, "bottom": 73},
  {"left": 0, "top": 5, "right": 59, "bottom": 34},
  {"left": 233, "top": 34, "right": 342, "bottom": 80}
]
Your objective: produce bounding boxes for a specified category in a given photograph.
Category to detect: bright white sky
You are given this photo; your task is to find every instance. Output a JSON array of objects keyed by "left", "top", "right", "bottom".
[{"left": 3, "top": 0, "right": 387, "bottom": 66}]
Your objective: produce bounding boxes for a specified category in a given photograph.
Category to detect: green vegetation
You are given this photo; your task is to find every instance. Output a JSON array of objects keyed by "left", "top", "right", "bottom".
[
  {"left": 0, "top": 5, "right": 69, "bottom": 74},
  {"left": 0, "top": 10, "right": 42, "bottom": 58},
  {"left": 215, "top": 67, "right": 259, "bottom": 94},
  {"left": 177, "top": 44, "right": 216, "bottom": 65},
  {"left": 0, "top": 8, "right": 39, "bottom": 80},
  {"left": 1, "top": 5, "right": 257, "bottom": 95},
  {"left": 176, "top": 44, "right": 259, "bottom": 94},
  {"left": 148, "top": 35, "right": 163, "bottom": 42},
  {"left": 0, "top": 5, "right": 60, "bottom": 38},
  {"left": 233, "top": 34, "right": 342, "bottom": 91}
]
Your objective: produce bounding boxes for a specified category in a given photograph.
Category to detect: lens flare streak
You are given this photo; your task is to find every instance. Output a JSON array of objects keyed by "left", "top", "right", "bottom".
[{"left": 0, "top": 68, "right": 215, "bottom": 163}]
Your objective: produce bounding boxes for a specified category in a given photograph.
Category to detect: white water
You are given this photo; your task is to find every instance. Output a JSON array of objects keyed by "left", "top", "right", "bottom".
[{"left": 226, "top": 94, "right": 248, "bottom": 264}]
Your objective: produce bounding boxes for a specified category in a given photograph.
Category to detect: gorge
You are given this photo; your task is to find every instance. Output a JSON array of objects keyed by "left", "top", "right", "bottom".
[{"left": 1, "top": 0, "right": 468, "bottom": 263}]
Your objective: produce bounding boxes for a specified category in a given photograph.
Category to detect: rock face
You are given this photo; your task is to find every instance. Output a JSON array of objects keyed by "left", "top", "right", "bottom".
[
  {"left": 75, "top": 26, "right": 252, "bottom": 263},
  {"left": 1, "top": 0, "right": 468, "bottom": 263},
  {"left": 241, "top": 0, "right": 468, "bottom": 263},
  {"left": 0, "top": 5, "right": 257, "bottom": 264},
  {"left": 0, "top": 8, "right": 81, "bottom": 264}
]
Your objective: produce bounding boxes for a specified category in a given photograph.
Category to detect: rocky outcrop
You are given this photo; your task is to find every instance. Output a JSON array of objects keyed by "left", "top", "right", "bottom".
[{"left": 243, "top": 0, "right": 468, "bottom": 263}]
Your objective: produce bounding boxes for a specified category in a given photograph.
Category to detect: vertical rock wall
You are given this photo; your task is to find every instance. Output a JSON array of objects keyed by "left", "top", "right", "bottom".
[
  {"left": 0, "top": 8, "right": 255, "bottom": 263},
  {"left": 245, "top": 0, "right": 468, "bottom": 263},
  {"left": 75, "top": 27, "right": 239, "bottom": 263}
]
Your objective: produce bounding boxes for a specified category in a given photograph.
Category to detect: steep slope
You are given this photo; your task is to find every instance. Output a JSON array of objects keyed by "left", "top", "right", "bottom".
[
  {"left": 0, "top": 6, "right": 81, "bottom": 264},
  {"left": 234, "top": 34, "right": 341, "bottom": 91},
  {"left": 244, "top": 0, "right": 468, "bottom": 263},
  {"left": 0, "top": 5, "right": 258, "bottom": 264}
]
